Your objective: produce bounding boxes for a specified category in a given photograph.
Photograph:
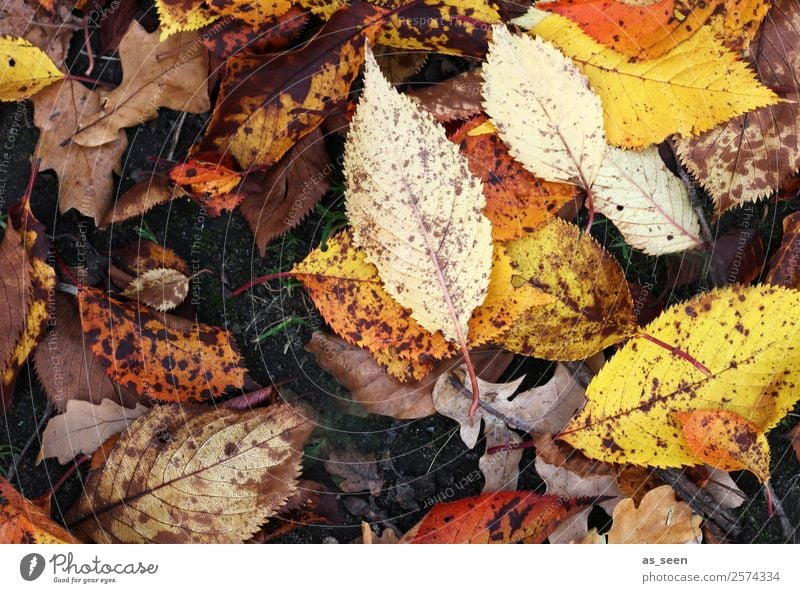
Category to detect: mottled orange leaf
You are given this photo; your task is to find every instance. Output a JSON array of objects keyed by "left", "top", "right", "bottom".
[
  {"left": 170, "top": 157, "right": 243, "bottom": 215},
  {"left": 200, "top": 7, "right": 308, "bottom": 58},
  {"left": 206, "top": 0, "right": 293, "bottom": 25},
  {"left": 401, "top": 491, "right": 598, "bottom": 543},
  {"left": 0, "top": 477, "right": 77, "bottom": 544},
  {"left": 451, "top": 116, "right": 577, "bottom": 241},
  {"left": 112, "top": 240, "right": 190, "bottom": 277},
  {"left": 78, "top": 286, "right": 249, "bottom": 403}
]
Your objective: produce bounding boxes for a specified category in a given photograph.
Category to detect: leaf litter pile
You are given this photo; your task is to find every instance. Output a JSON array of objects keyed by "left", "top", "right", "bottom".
[{"left": 1, "top": 0, "right": 800, "bottom": 544}]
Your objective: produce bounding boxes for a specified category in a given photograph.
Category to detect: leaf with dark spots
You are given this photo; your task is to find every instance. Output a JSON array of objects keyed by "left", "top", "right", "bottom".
[
  {"left": 199, "top": 6, "right": 308, "bottom": 58},
  {"left": 1, "top": 477, "right": 77, "bottom": 544},
  {"left": 169, "top": 157, "right": 243, "bottom": 215},
  {"left": 767, "top": 211, "right": 800, "bottom": 289},
  {"left": 400, "top": 491, "right": 598, "bottom": 543}
]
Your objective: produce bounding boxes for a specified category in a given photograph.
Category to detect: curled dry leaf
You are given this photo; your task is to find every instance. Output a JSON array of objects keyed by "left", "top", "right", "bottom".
[
  {"left": 767, "top": 211, "right": 800, "bottom": 289},
  {"left": 325, "top": 449, "right": 384, "bottom": 496},
  {"left": 100, "top": 176, "right": 174, "bottom": 229},
  {"left": 78, "top": 285, "right": 249, "bottom": 403},
  {"left": 121, "top": 267, "right": 192, "bottom": 312},
  {"left": 607, "top": 485, "right": 702, "bottom": 544},
  {"left": 73, "top": 22, "right": 210, "bottom": 147},
  {"left": 1, "top": 477, "right": 77, "bottom": 544},
  {"left": 401, "top": 491, "right": 599, "bottom": 544},
  {"left": 38, "top": 399, "right": 149, "bottom": 465},
  {"left": 406, "top": 69, "right": 483, "bottom": 123},
  {"left": 0, "top": 36, "right": 62, "bottom": 100},
  {"left": 67, "top": 403, "right": 312, "bottom": 543}
]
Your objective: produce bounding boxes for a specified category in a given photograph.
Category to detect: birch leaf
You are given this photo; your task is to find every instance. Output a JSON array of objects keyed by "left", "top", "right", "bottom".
[
  {"left": 592, "top": 146, "right": 702, "bottom": 255},
  {"left": 0, "top": 36, "right": 62, "bottom": 101},
  {"left": 345, "top": 45, "right": 493, "bottom": 345},
  {"left": 560, "top": 285, "right": 800, "bottom": 469},
  {"left": 482, "top": 25, "right": 606, "bottom": 189}
]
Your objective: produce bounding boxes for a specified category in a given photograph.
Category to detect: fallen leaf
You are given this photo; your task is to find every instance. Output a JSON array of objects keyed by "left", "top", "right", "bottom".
[
  {"left": 374, "top": 46, "right": 427, "bottom": 83},
  {"left": 121, "top": 267, "right": 192, "bottom": 312},
  {"left": 0, "top": 477, "right": 77, "bottom": 543},
  {"left": 199, "top": 7, "right": 309, "bottom": 59},
  {"left": 560, "top": 284, "right": 800, "bottom": 468},
  {"left": 111, "top": 240, "right": 190, "bottom": 277},
  {"left": 345, "top": 45, "right": 493, "bottom": 348},
  {"left": 607, "top": 485, "right": 703, "bottom": 544},
  {"left": 400, "top": 491, "right": 598, "bottom": 543},
  {"left": 325, "top": 449, "right": 383, "bottom": 496},
  {"left": 169, "top": 157, "right": 242, "bottom": 207},
  {"left": 407, "top": 69, "right": 483, "bottom": 123},
  {"left": 767, "top": 211, "right": 800, "bottom": 289},
  {"left": 100, "top": 176, "right": 174, "bottom": 229},
  {"left": 502, "top": 218, "right": 638, "bottom": 360},
  {"left": 67, "top": 403, "right": 311, "bottom": 543},
  {"left": 675, "top": 0, "right": 800, "bottom": 213},
  {"left": 206, "top": 0, "right": 293, "bottom": 26},
  {"left": 789, "top": 425, "right": 800, "bottom": 463},
  {"left": 706, "top": 227, "right": 765, "bottom": 287},
  {"left": 706, "top": 0, "right": 772, "bottom": 52},
  {"left": 0, "top": 36, "right": 62, "bottom": 100},
  {"left": 33, "top": 80, "right": 128, "bottom": 223},
  {"left": 451, "top": 115, "right": 578, "bottom": 241},
  {"left": 156, "top": 0, "right": 218, "bottom": 38},
  {"left": 73, "top": 22, "right": 210, "bottom": 147},
  {"left": 38, "top": 399, "right": 149, "bottom": 464},
  {"left": 359, "top": 521, "right": 400, "bottom": 544},
  {"left": 0, "top": 1, "right": 73, "bottom": 69},
  {"left": 78, "top": 285, "right": 249, "bottom": 403}
]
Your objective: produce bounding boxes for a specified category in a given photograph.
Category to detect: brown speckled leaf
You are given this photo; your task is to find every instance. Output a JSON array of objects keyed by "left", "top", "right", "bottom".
[
  {"left": 407, "top": 70, "right": 483, "bottom": 123},
  {"left": 675, "top": 0, "right": 800, "bottom": 214},
  {"left": 100, "top": 177, "right": 174, "bottom": 229},
  {"left": 766, "top": 211, "right": 800, "bottom": 289},
  {"left": 121, "top": 268, "right": 191, "bottom": 312},
  {"left": 67, "top": 403, "right": 311, "bottom": 543}
]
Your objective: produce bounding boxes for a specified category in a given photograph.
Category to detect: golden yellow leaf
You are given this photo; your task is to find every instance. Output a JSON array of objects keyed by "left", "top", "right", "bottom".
[
  {"left": 502, "top": 218, "right": 637, "bottom": 360},
  {"left": 155, "top": 0, "right": 219, "bottom": 39},
  {"left": 67, "top": 403, "right": 311, "bottom": 543},
  {"left": 208, "top": 0, "right": 293, "bottom": 25},
  {"left": 1, "top": 477, "right": 77, "bottom": 544},
  {"left": 0, "top": 36, "right": 62, "bottom": 101},
  {"left": 707, "top": 0, "right": 772, "bottom": 52},
  {"left": 607, "top": 485, "right": 702, "bottom": 544},
  {"left": 560, "top": 284, "right": 800, "bottom": 468},
  {"left": 516, "top": 8, "right": 780, "bottom": 148},
  {"left": 345, "top": 45, "right": 493, "bottom": 345}
]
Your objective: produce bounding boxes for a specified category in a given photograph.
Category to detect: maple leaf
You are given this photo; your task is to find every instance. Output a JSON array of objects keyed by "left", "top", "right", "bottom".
[
  {"left": 400, "top": 491, "right": 599, "bottom": 543},
  {"left": 0, "top": 477, "right": 77, "bottom": 544},
  {"left": 451, "top": 116, "right": 578, "bottom": 241},
  {"left": 767, "top": 211, "right": 800, "bottom": 289},
  {"left": 559, "top": 285, "right": 800, "bottom": 469},
  {"left": 72, "top": 22, "right": 210, "bottom": 147},
  {"left": 607, "top": 485, "right": 702, "bottom": 544},
  {"left": 0, "top": 36, "right": 62, "bottom": 100},
  {"left": 199, "top": 1, "right": 387, "bottom": 169},
  {"left": 78, "top": 286, "right": 250, "bottom": 403},
  {"left": 675, "top": 0, "right": 800, "bottom": 214},
  {"left": 38, "top": 399, "right": 149, "bottom": 465},
  {"left": 502, "top": 218, "right": 638, "bottom": 360},
  {"left": 67, "top": 403, "right": 311, "bottom": 543},
  {"left": 516, "top": 8, "right": 780, "bottom": 148}
]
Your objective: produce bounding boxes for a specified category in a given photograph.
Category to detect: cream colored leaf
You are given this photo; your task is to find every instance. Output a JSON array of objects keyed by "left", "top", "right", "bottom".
[
  {"left": 38, "top": 399, "right": 148, "bottom": 465},
  {"left": 121, "top": 267, "right": 191, "bottom": 312},
  {"left": 482, "top": 25, "right": 606, "bottom": 189},
  {"left": 345, "top": 45, "right": 492, "bottom": 343},
  {"left": 593, "top": 146, "right": 702, "bottom": 255}
]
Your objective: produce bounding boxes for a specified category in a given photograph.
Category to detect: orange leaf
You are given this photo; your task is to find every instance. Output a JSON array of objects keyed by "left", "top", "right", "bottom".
[
  {"left": 451, "top": 116, "right": 577, "bottom": 241},
  {"left": 170, "top": 157, "right": 243, "bottom": 215},
  {"left": 401, "top": 491, "right": 597, "bottom": 543},
  {"left": 78, "top": 286, "right": 249, "bottom": 403},
  {"left": 675, "top": 409, "right": 771, "bottom": 483},
  {"left": 0, "top": 477, "right": 77, "bottom": 543}
]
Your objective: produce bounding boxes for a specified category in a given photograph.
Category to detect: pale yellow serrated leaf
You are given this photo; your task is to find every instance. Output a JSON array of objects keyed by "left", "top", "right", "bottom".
[
  {"left": 344, "top": 45, "right": 492, "bottom": 343},
  {"left": 592, "top": 147, "right": 702, "bottom": 255},
  {"left": 482, "top": 25, "right": 606, "bottom": 189}
]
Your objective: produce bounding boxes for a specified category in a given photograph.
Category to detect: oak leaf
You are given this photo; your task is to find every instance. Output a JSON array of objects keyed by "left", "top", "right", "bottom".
[
  {"left": 560, "top": 284, "right": 800, "bottom": 468},
  {"left": 767, "top": 212, "right": 800, "bottom": 289},
  {"left": 607, "top": 485, "right": 702, "bottom": 544},
  {"left": 0, "top": 477, "right": 77, "bottom": 544},
  {"left": 400, "top": 491, "right": 599, "bottom": 543},
  {"left": 78, "top": 285, "right": 249, "bottom": 403},
  {"left": 38, "top": 399, "right": 149, "bottom": 464},
  {"left": 67, "top": 403, "right": 311, "bottom": 543},
  {"left": 0, "top": 36, "right": 62, "bottom": 100},
  {"left": 517, "top": 8, "right": 780, "bottom": 148},
  {"left": 675, "top": 0, "right": 800, "bottom": 214},
  {"left": 73, "top": 22, "right": 210, "bottom": 147},
  {"left": 502, "top": 218, "right": 637, "bottom": 360}
]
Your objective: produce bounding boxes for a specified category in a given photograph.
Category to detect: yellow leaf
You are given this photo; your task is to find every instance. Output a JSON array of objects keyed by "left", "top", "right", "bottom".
[
  {"left": 0, "top": 36, "right": 62, "bottom": 101},
  {"left": 516, "top": 9, "right": 780, "bottom": 148},
  {"left": 482, "top": 25, "right": 606, "bottom": 188},
  {"left": 592, "top": 146, "right": 702, "bottom": 255},
  {"left": 560, "top": 284, "right": 800, "bottom": 468},
  {"left": 707, "top": 0, "right": 772, "bottom": 52},
  {"left": 207, "top": 0, "right": 293, "bottom": 26},
  {"left": 502, "top": 218, "right": 637, "bottom": 360},
  {"left": 155, "top": 0, "right": 219, "bottom": 39},
  {"left": 345, "top": 45, "right": 493, "bottom": 344}
]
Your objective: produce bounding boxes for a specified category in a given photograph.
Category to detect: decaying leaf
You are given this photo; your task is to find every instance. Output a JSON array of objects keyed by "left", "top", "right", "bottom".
[
  {"left": 0, "top": 1, "right": 73, "bottom": 69},
  {"left": 518, "top": 8, "right": 780, "bottom": 148},
  {"left": 345, "top": 45, "right": 493, "bottom": 346},
  {"left": 0, "top": 477, "right": 77, "bottom": 544},
  {"left": 112, "top": 240, "right": 190, "bottom": 278},
  {"left": 560, "top": 285, "right": 800, "bottom": 469},
  {"left": 200, "top": 7, "right": 309, "bottom": 59},
  {"left": 325, "top": 449, "right": 384, "bottom": 496},
  {"left": 38, "top": 399, "right": 149, "bottom": 464},
  {"left": 767, "top": 211, "right": 800, "bottom": 289},
  {"left": 73, "top": 22, "right": 210, "bottom": 147},
  {"left": 675, "top": 0, "right": 800, "bottom": 213},
  {"left": 78, "top": 286, "right": 249, "bottom": 403},
  {"left": 100, "top": 176, "right": 175, "bottom": 229},
  {"left": 407, "top": 70, "right": 483, "bottom": 123},
  {"left": 121, "top": 267, "right": 192, "bottom": 312},
  {"left": 607, "top": 485, "right": 703, "bottom": 544},
  {"left": 401, "top": 491, "right": 598, "bottom": 543},
  {"left": 156, "top": 0, "right": 218, "bottom": 38},
  {"left": 502, "top": 218, "right": 637, "bottom": 360},
  {"left": 360, "top": 521, "right": 400, "bottom": 544},
  {"left": 68, "top": 403, "right": 311, "bottom": 543},
  {"left": 170, "top": 157, "right": 242, "bottom": 203},
  {"left": 0, "top": 36, "right": 62, "bottom": 101},
  {"left": 706, "top": 0, "right": 772, "bottom": 52}
]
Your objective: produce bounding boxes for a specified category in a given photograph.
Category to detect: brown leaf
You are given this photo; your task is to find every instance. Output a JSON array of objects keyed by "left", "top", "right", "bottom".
[
  {"left": 359, "top": 521, "right": 400, "bottom": 544},
  {"left": 374, "top": 45, "right": 427, "bottom": 83},
  {"left": 607, "top": 485, "right": 703, "bottom": 544},
  {"left": 239, "top": 129, "right": 331, "bottom": 257},
  {"left": 73, "top": 22, "right": 210, "bottom": 147},
  {"left": 1, "top": 477, "right": 77, "bottom": 544},
  {"left": 199, "top": 7, "right": 309, "bottom": 59},
  {"left": 111, "top": 240, "right": 190, "bottom": 277},
  {"left": 33, "top": 80, "right": 128, "bottom": 224},
  {"left": 325, "top": 449, "right": 384, "bottom": 496},
  {"left": 406, "top": 70, "right": 483, "bottom": 123},
  {"left": 707, "top": 227, "right": 766, "bottom": 287},
  {"left": 305, "top": 332, "right": 512, "bottom": 419},
  {"left": 767, "top": 211, "right": 800, "bottom": 289},
  {"left": 121, "top": 267, "right": 192, "bottom": 312},
  {"left": 100, "top": 176, "right": 175, "bottom": 229},
  {"left": 67, "top": 403, "right": 311, "bottom": 543},
  {"left": 789, "top": 424, "right": 800, "bottom": 463},
  {"left": 38, "top": 399, "right": 148, "bottom": 464}
]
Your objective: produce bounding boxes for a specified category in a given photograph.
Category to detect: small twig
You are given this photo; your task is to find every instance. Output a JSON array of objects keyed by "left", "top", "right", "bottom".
[
  {"left": 166, "top": 111, "right": 188, "bottom": 161},
  {"left": 6, "top": 402, "right": 54, "bottom": 482},
  {"left": 674, "top": 148, "right": 713, "bottom": 248},
  {"left": 82, "top": 16, "right": 95, "bottom": 76}
]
